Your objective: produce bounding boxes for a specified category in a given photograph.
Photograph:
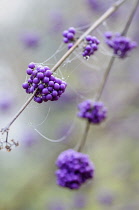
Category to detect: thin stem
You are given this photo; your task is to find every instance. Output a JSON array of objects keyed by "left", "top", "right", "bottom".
[
  {"left": 122, "top": 0, "right": 139, "bottom": 36},
  {"left": 95, "top": 56, "right": 115, "bottom": 101},
  {"left": 1, "top": 92, "right": 36, "bottom": 132},
  {"left": 78, "top": 0, "right": 139, "bottom": 152},
  {"left": 6, "top": 131, "right": 9, "bottom": 143},
  {"left": 0, "top": 0, "right": 127, "bottom": 134},
  {"left": 78, "top": 121, "right": 90, "bottom": 152}
]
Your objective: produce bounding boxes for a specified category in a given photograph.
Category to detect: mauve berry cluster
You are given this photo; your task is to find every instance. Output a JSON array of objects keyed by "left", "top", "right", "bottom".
[
  {"left": 62, "top": 27, "right": 76, "bottom": 49},
  {"left": 83, "top": 35, "right": 100, "bottom": 58},
  {"left": 105, "top": 31, "right": 137, "bottom": 58},
  {"left": 55, "top": 149, "right": 95, "bottom": 190},
  {"left": 22, "top": 63, "right": 67, "bottom": 103},
  {"left": 78, "top": 100, "right": 107, "bottom": 124}
]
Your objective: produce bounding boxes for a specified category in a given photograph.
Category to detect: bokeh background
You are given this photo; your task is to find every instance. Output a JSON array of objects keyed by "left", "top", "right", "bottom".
[{"left": 0, "top": 0, "right": 139, "bottom": 209}]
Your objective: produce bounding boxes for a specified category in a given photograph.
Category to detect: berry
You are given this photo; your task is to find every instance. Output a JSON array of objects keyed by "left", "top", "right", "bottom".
[
  {"left": 67, "top": 32, "right": 74, "bottom": 39},
  {"left": 26, "top": 68, "right": 33, "bottom": 75},
  {"left": 68, "top": 27, "right": 76, "bottom": 34},
  {"left": 43, "top": 77, "right": 49, "bottom": 83},
  {"left": 54, "top": 83, "right": 60, "bottom": 90},
  {"left": 55, "top": 149, "right": 95, "bottom": 189},
  {"left": 37, "top": 72, "right": 44, "bottom": 79},
  {"left": 78, "top": 100, "right": 107, "bottom": 124},
  {"left": 42, "top": 88, "right": 49, "bottom": 94},
  {"left": 22, "top": 83, "right": 29, "bottom": 89},
  {"left": 68, "top": 43, "right": 74, "bottom": 49},
  {"left": 28, "top": 62, "right": 35, "bottom": 69}
]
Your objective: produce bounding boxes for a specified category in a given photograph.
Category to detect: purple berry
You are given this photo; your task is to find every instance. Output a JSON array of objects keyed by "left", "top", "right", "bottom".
[
  {"left": 60, "top": 84, "right": 65, "bottom": 90},
  {"left": 28, "top": 62, "right": 35, "bottom": 69},
  {"left": 68, "top": 43, "right": 74, "bottom": 49},
  {"left": 28, "top": 78, "right": 33, "bottom": 83},
  {"left": 37, "top": 72, "right": 44, "bottom": 79},
  {"left": 49, "top": 81, "right": 54, "bottom": 87},
  {"left": 45, "top": 70, "right": 52, "bottom": 77},
  {"left": 22, "top": 83, "right": 29, "bottom": 89},
  {"left": 43, "top": 77, "right": 49, "bottom": 83},
  {"left": 52, "top": 90, "right": 58, "bottom": 97},
  {"left": 38, "top": 84, "right": 44, "bottom": 89},
  {"left": 47, "top": 87, "right": 53, "bottom": 92},
  {"left": 68, "top": 27, "right": 76, "bottom": 34},
  {"left": 42, "top": 88, "right": 49, "bottom": 94},
  {"left": 54, "top": 83, "right": 60, "bottom": 90},
  {"left": 44, "top": 66, "right": 50, "bottom": 70},
  {"left": 39, "top": 67, "right": 45, "bottom": 73},
  {"left": 46, "top": 94, "right": 52, "bottom": 100},
  {"left": 26, "top": 68, "right": 33, "bottom": 75},
  {"left": 62, "top": 30, "right": 68, "bottom": 37},
  {"left": 50, "top": 75, "right": 55, "bottom": 81},
  {"left": 63, "top": 37, "right": 69, "bottom": 43},
  {"left": 104, "top": 31, "right": 112, "bottom": 39},
  {"left": 33, "top": 78, "right": 40, "bottom": 84},
  {"left": 32, "top": 70, "right": 37, "bottom": 76},
  {"left": 67, "top": 32, "right": 74, "bottom": 40},
  {"left": 55, "top": 78, "right": 62, "bottom": 84},
  {"left": 34, "top": 97, "right": 42, "bottom": 103},
  {"left": 86, "top": 35, "right": 92, "bottom": 41}
]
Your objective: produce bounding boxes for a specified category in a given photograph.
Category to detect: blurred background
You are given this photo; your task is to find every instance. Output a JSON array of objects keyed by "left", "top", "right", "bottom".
[{"left": 0, "top": 0, "right": 139, "bottom": 209}]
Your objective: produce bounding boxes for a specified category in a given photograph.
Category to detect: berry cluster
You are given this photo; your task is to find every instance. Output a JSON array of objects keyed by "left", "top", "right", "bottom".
[
  {"left": 22, "top": 63, "right": 67, "bottom": 103},
  {"left": 78, "top": 100, "right": 107, "bottom": 124},
  {"left": 62, "top": 27, "right": 76, "bottom": 49},
  {"left": 55, "top": 149, "right": 95, "bottom": 190},
  {"left": 105, "top": 31, "right": 137, "bottom": 58},
  {"left": 82, "top": 35, "right": 100, "bottom": 58}
]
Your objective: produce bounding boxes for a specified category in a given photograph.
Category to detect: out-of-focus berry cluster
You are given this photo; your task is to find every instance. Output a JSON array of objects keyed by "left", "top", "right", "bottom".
[
  {"left": 55, "top": 149, "right": 95, "bottom": 189},
  {"left": 22, "top": 63, "right": 67, "bottom": 103},
  {"left": 78, "top": 100, "right": 107, "bottom": 124},
  {"left": 82, "top": 35, "right": 100, "bottom": 58},
  {"left": 62, "top": 27, "right": 76, "bottom": 49},
  {"left": 105, "top": 32, "right": 137, "bottom": 58},
  {"left": 21, "top": 32, "right": 40, "bottom": 48}
]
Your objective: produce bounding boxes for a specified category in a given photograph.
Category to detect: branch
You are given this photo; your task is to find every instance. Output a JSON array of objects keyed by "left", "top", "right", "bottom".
[{"left": 0, "top": 0, "right": 127, "bottom": 136}]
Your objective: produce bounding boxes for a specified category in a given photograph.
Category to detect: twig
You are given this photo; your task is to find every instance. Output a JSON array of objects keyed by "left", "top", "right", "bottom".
[
  {"left": 0, "top": 0, "right": 127, "bottom": 141},
  {"left": 1, "top": 91, "right": 36, "bottom": 133},
  {"left": 95, "top": 56, "right": 115, "bottom": 101},
  {"left": 78, "top": 121, "right": 90, "bottom": 152},
  {"left": 122, "top": 0, "right": 139, "bottom": 36}
]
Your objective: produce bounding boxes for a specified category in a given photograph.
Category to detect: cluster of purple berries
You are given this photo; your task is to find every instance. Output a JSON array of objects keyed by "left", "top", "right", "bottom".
[
  {"left": 82, "top": 35, "right": 100, "bottom": 58},
  {"left": 55, "top": 149, "right": 95, "bottom": 190},
  {"left": 78, "top": 100, "right": 107, "bottom": 124},
  {"left": 62, "top": 27, "right": 76, "bottom": 49},
  {"left": 105, "top": 31, "right": 137, "bottom": 58},
  {"left": 22, "top": 63, "right": 67, "bottom": 103}
]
